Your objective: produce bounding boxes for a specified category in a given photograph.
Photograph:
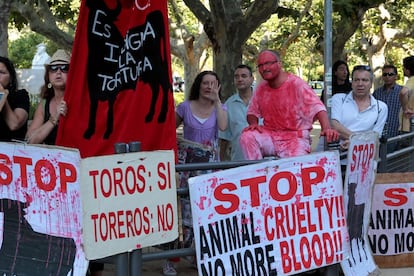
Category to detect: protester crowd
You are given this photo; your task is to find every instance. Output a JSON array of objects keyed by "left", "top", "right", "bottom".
[{"left": 1, "top": 46, "right": 414, "bottom": 276}]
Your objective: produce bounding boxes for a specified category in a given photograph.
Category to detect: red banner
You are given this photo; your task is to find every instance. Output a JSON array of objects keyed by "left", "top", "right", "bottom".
[{"left": 57, "top": 0, "right": 176, "bottom": 158}]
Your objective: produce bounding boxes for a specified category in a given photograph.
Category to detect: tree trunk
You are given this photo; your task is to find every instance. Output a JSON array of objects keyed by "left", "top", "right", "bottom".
[
  {"left": 213, "top": 41, "right": 244, "bottom": 100},
  {"left": 183, "top": 0, "right": 278, "bottom": 100},
  {"left": 0, "top": 0, "right": 11, "bottom": 56}
]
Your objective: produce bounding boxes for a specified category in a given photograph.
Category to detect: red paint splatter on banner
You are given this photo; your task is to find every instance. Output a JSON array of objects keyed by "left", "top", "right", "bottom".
[
  {"left": 209, "top": 177, "right": 219, "bottom": 189},
  {"left": 316, "top": 157, "right": 328, "bottom": 167},
  {"left": 326, "top": 168, "right": 337, "bottom": 182},
  {"left": 197, "top": 196, "right": 208, "bottom": 210},
  {"left": 294, "top": 194, "right": 302, "bottom": 204}
]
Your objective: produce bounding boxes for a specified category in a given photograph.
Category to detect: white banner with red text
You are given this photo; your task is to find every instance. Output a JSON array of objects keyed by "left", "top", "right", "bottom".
[
  {"left": 368, "top": 172, "right": 414, "bottom": 268},
  {"left": 189, "top": 151, "right": 349, "bottom": 276},
  {"left": 340, "top": 131, "right": 380, "bottom": 276},
  {"left": 80, "top": 150, "right": 178, "bottom": 259},
  {"left": 0, "top": 142, "right": 87, "bottom": 275}
]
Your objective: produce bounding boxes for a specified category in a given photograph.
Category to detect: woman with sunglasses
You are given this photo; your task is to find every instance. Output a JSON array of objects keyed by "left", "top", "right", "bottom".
[
  {"left": 0, "top": 56, "right": 30, "bottom": 142},
  {"left": 26, "top": 49, "right": 70, "bottom": 144}
]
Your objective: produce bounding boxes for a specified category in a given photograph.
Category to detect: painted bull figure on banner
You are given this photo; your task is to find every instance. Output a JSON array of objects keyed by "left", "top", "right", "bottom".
[
  {"left": 84, "top": 0, "right": 171, "bottom": 139},
  {"left": 347, "top": 182, "right": 368, "bottom": 266},
  {"left": 0, "top": 198, "right": 76, "bottom": 275}
]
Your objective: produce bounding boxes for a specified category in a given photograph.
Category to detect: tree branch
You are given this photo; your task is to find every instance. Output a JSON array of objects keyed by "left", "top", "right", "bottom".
[{"left": 11, "top": 0, "right": 73, "bottom": 50}]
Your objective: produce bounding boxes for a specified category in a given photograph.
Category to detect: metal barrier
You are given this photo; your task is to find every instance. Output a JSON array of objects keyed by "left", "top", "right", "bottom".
[
  {"left": 93, "top": 132, "right": 414, "bottom": 275},
  {"left": 378, "top": 131, "right": 414, "bottom": 173}
]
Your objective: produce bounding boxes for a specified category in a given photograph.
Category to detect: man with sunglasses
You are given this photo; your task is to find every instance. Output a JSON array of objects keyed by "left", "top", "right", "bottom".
[
  {"left": 373, "top": 65, "right": 402, "bottom": 152},
  {"left": 240, "top": 49, "right": 339, "bottom": 159},
  {"left": 331, "top": 65, "right": 388, "bottom": 151}
]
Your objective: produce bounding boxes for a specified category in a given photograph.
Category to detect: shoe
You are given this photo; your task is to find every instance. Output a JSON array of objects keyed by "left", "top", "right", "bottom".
[{"left": 163, "top": 261, "right": 177, "bottom": 276}]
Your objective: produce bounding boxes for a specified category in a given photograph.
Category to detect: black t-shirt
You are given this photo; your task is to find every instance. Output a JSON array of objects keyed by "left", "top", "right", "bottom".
[
  {"left": 332, "top": 82, "right": 352, "bottom": 94},
  {"left": 320, "top": 82, "right": 352, "bottom": 103},
  {"left": 42, "top": 97, "right": 58, "bottom": 145},
  {"left": 0, "top": 89, "right": 30, "bottom": 141}
]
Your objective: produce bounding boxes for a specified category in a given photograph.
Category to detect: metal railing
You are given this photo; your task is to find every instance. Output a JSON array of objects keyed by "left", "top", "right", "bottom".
[{"left": 377, "top": 131, "right": 414, "bottom": 173}]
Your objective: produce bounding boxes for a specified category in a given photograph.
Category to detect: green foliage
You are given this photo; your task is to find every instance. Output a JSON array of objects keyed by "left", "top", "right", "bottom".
[
  {"left": 7, "top": 0, "right": 414, "bottom": 89},
  {"left": 9, "top": 31, "right": 59, "bottom": 69},
  {"left": 247, "top": 0, "right": 325, "bottom": 80},
  {"left": 29, "top": 94, "right": 40, "bottom": 120},
  {"left": 173, "top": 92, "right": 185, "bottom": 106},
  {"left": 10, "top": 0, "right": 80, "bottom": 30}
]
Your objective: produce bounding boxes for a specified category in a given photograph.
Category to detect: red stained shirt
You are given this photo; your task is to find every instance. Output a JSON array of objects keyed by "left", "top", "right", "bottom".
[{"left": 248, "top": 73, "right": 326, "bottom": 139}]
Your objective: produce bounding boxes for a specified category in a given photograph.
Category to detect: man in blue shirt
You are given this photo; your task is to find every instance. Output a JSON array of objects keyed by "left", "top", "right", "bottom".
[{"left": 219, "top": 64, "right": 255, "bottom": 161}]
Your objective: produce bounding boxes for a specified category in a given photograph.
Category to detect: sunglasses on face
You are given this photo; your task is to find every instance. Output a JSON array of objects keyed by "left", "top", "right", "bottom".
[
  {"left": 382, "top": 72, "right": 396, "bottom": 77},
  {"left": 48, "top": 64, "right": 69, "bottom": 73}
]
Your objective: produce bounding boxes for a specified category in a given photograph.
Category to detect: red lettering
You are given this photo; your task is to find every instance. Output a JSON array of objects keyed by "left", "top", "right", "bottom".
[
  {"left": 91, "top": 207, "right": 152, "bottom": 242},
  {"left": 292, "top": 239, "right": 302, "bottom": 271},
  {"left": 157, "top": 162, "right": 171, "bottom": 190},
  {"left": 125, "top": 166, "right": 136, "bottom": 194},
  {"left": 100, "top": 213, "right": 108, "bottom": 241},
  {"left": 240, "top": 176, "right": 266, "bottom": 207},
  {"left": 35, "top": 159, "right": 56, "bottom": 191},
  {"left": 350, "top": 145, "right": 358, "bottom": 171},
  {"left": 350, "top": 143, "right": 374, "bottom": 172},
  {"left": 89, "top": 170, "right": 100, "bottom": 198},
  {"left": 274, "top": 206, "right": 286, "bottom": 239},
  {"left": 369, "top": 143, "right": 374, "bottom": 160},
  {"left": 13, "top": 156, "right": 32, "bottom": 188},
  {"left": 100, "top": 169, "right": 112, "bottom": 198},
  {"left": 58, "top": 162, "right": 76, "bottom": 193},
  {"left": 91, "top": 213, "right": 99, "bottom": 242},
  {"left": 279, "top": 240, "right": 292, "bottom": 273},
  {"left": 143, "top": 207, "right": 151, "bottom": 234},
  {"left": 0, "top": 154, "right": 12, "bottom": 186},
  {"left": 125, "top": 209, "right": 135, "bottom": 237},
  {"left": 108, "top": 211, "right": 118, "bottom": 239},
  {"left": 113, "top": 167, "right": 125, "bottom": 196},
  {"left": 322, "top": 232, "right": 334, "bottom": 264},
  {"left": 281, "top": 239, "right": 301, "bottom": 272},
  {"left": 0, "top": 153, "right": 78, "bottom": 192},
  {"left": 264, "top": 207, "right": 274, "bottom": 240},
  {"left": 301, "top": 166, "right": 325, "bottom": 196},
  {"left": 300, "top": 237, "right": 311, "bottom": 268},
  {"left": 384, "top": 188, "right": 407, "bottom": 206},
  {"left": 214, "top": 182, "right": 239, "bottom": 214},
  {"left": 311, "top": 235, "right": 323, "bottom": 266},
  {"left": 297, "top": 202, "right": 307, "bottom": 234},
  {"left": 117, "top": 210, "right": 125, "bottom": 238},
  {"left": 137, "top": 165, "right": 147, "bottom": 193},
  {"left": 313, "top": 199, "right": 324, "bottom": 230},
  {"left": 134, "top": 208, "right": 143, "bottom": 235},
  {"left": 306, "top": 201, "right": 317, "bottom": 232},
  {"left": 269, "top": 171, "right": 297, "bottom": 201}
]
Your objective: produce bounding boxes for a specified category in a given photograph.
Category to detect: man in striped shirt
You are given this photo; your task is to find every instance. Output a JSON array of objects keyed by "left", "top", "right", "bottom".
[{"left": 373, "top": 64, "right": 403, "bottom": 152}]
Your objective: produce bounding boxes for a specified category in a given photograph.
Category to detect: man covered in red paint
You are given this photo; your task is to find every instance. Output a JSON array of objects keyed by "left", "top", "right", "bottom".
[{"left": 240, "top": 50, "right": 338, "bottom": 159}]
